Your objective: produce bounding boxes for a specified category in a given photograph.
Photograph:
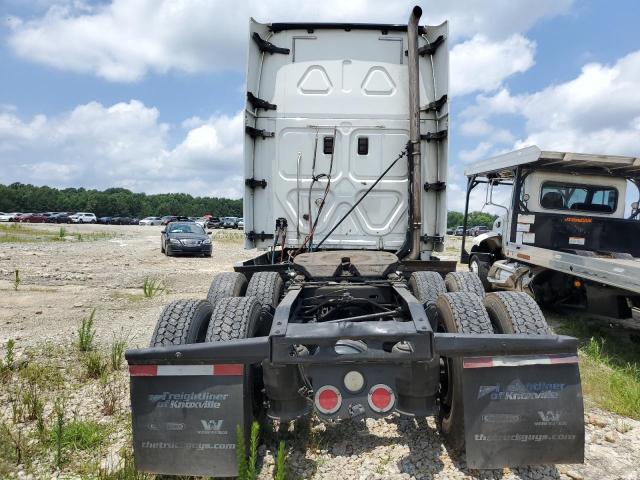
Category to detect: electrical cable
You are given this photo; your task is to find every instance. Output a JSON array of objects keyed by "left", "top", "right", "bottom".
[{"left": 315, "top": 148, "right": 407, "bottom": 250}]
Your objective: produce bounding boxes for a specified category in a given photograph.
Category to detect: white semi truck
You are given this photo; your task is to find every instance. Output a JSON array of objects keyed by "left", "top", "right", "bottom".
[{"left": 126, "top": 8, "right": 584, "bottom": 477}]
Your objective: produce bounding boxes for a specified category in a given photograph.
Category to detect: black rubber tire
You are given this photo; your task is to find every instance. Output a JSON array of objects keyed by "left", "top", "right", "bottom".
[
  {"left": 245, "top": 272, "right": 284, "bottom": 335},
  {"left": 160, "top": 240, "right": 165, "bottom": 253},
  {"left": 149, "top": 299, "right": 213, "bottom": 347},
  {"left": 469, "top": 254, "right": 491, "bottom": 292},
  {"left": 205, "top": 297, "right": 264, "bottom": 439},
  {"left": 408, "top": 271, "right": 447, "bottom": 305},
  {"left": 206, "top": 272, "right": 247, "bottom": 309},
  {"left": 484, "top": 291, "right": 550, "bottom": 334},
  {"left": 435, "top": 292, "right": 494, "bottom": 452},
  {"left": 445, "top": 271, "right": 486, "bottom": 297}
]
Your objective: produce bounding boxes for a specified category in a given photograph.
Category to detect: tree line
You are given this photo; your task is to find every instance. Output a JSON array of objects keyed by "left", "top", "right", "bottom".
[
  {"left": 447, "top": 210, "right": 497, "bottom": 229},
  {"left": 0, "top": 183, "right": 243, "bottom": 218}
]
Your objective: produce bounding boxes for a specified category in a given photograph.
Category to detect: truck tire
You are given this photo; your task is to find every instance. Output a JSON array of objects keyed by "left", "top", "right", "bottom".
[
  {"left": 245, "top": 272, "right": 284, "bottom": 335},
  {"left": 205, "top": 297, "right": 264, "bottom": 438},
  {"left": 469, "top": 254, "right": 491, "bottom": 291},
  {"left": 149, "top": 299, "right": 213, "bottom": 346},
  {"left": 484, "top": 291, "right": 550, "bottom": 334},
  {"left": 445, "top": 271, "right": 485, "bottom": 298},
  {"left": 435, "top": 292, "right": 494, "bottom": 452},
  {"left": 206, "top": 272, "right": 247, "bottom": 309},
  {"left": 408, "top": 271, "right": 446, "bottom": 305}
]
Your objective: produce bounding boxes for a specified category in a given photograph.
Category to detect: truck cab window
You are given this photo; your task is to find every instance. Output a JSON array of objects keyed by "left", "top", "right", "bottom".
[{"left": 540, "top": 181, "right": 618, "bottom": 213}]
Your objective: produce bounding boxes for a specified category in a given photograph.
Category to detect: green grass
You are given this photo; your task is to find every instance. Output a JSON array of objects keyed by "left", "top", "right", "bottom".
[
  {"left": 77, "top": 308, "right": 97, "bottom": 352},
  {"left": 554, "top": 316, "right": 640, "bottom": 419},
  {"left": 18, "top": 362, "right": 64, "bottom": 390},
  {"left": 0, "top": 223, "right": 114, "bottom": 243},
  {"left": 84, "top": 350, "right": 108, "bottom": 379},
  {"left": 142, "top": 277, "right": 166, "bottom": 298},
  {"left": 49, "top": 420, "right": 110, "bottom": 451}
]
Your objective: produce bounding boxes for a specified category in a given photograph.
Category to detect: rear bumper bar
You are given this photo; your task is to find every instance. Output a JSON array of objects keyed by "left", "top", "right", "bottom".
[{"left": 125, "top": 322, "right": 578, "bottom": 365}]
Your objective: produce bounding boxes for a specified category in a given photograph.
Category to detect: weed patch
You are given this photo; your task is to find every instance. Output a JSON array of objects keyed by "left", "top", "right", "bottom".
[
  {"left": 554, "top": 317, "right": 640, "bottom": 419},
  {"left": 110, "top": 339, "right": 127, "bottom": 371},
  {"left": 18, "top": 362, "right": 64, "bottom": 390},
  {"left": 142, "top": 277, "right": 166, "bottom": 298},
  {"left": 84, "top": 351, "right": 108, "bottom": 379},
  {"left": 78, "top": 308, "right": 97, "bottom": 352},
  {"left": 50, "top": 420, "right": 110, "bottom": 451}
]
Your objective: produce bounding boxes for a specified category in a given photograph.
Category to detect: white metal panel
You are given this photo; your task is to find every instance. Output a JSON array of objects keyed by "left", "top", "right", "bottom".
[{"left": 245, "top": 21, "right": 449, "bottom": 258}]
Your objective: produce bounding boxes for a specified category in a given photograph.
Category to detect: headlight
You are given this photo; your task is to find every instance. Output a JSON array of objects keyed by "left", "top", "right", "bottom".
[
  {"left": 169, "top": 238, "right": 181, "bottom": 245},
  {"left": 202, "top": 239, "right": 211, "bottom": 245}
]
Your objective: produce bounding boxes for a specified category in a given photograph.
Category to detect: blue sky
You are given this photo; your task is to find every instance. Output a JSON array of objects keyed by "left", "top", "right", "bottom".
[{"left": 1, "top": 0, "right": 639, "bottom": 210}]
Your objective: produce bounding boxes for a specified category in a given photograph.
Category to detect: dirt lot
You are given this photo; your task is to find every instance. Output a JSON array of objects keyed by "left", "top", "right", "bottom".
[{"left": 0, "top": 224, "right": 638, "bottom": 479}]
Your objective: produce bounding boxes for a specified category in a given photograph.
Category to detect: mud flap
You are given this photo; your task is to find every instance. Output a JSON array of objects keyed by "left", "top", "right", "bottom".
[
  {"left": 128, "top": 364, "right": 244, "bottom": 477},
  {"left": 462, "top": 354, "right": 584, "bottom": 469}
]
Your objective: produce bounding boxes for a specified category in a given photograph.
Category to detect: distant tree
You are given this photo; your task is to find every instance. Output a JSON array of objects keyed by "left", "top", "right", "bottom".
[
  {"left": 0, "top": 183, "right": 243, "bottom": 218},
  {"left": 447, "top": 210, "right": 497, "bottom": 229}
]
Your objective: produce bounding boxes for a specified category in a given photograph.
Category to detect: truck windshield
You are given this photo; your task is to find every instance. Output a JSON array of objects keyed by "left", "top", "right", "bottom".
[{"left": 540, "top": 181, "right": 618, "bottom": 213}]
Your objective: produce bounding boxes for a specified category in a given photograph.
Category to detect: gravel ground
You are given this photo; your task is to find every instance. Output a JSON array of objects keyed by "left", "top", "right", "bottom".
[{"left": 0, "top": 224, "right": 638, "bottom": 479}]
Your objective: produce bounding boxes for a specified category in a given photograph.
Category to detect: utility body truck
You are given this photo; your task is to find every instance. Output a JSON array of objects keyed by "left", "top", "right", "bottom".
[
  {"left": 462, "top": 146, "right": 640, "bottom": 320},
  {"left": 126, "top": 7, "right": 584, "bottom": 477}
]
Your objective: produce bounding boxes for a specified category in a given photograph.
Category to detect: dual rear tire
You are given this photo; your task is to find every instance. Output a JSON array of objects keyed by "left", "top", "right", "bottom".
[
  {"left": 149, "top": 271, "right": 284, "bottom": 440},
  {"left": 417, "top": 275, "right": 550, "bottom": 452}
]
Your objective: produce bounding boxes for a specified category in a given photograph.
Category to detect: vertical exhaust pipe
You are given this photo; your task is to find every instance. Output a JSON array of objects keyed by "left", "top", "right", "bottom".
[{"left": 407, "top": 5, "right": 422, "bottom": 260}]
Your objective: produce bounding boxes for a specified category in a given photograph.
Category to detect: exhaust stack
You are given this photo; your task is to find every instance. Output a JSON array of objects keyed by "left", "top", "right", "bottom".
[{"left": 407, "top": 5, "right": 422, "bottom": 260}]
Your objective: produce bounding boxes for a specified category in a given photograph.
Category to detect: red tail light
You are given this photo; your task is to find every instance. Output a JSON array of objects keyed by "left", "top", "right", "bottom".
[
  {"left": 314, "top": 385, "right": 342, "bottom": 414},
  {"left": 368, "top": 384, "right": 395, "bottom": 413}
]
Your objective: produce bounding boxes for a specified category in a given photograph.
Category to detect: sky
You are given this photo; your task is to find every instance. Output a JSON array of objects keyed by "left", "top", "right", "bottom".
[{"left": 1, "top": 0, "right": 639, "bottom": 211}]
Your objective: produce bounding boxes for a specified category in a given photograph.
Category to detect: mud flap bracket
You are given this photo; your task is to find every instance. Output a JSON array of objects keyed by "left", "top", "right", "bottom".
[{"left": 462, "top": 354, "right": 584, "bottom": 469}]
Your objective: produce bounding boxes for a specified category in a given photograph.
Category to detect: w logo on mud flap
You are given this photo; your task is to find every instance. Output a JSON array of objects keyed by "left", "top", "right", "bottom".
[
  {"left": 198, "top": 419, "right": 228, "bottom": 435},
  {"left": 200, "top": 420, "right": 224, "bottom": 431},
  {"left": 535, "top": 410, "right": 566, "bottom": 426},
  {"left": 538, "top": 411, "right": 561, "bottom": 422}
]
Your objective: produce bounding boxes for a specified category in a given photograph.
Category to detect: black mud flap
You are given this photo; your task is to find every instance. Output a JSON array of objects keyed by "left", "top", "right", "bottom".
[
  {"left": 462, "top": 354, "right": 584, "bottom": 469},
  {"left": 129, "top": 363, "right": 244, "bottom": 477}
]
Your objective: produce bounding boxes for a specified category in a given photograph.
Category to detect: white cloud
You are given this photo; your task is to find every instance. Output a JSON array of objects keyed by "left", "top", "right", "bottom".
[
  {"left": 6, "top": 0, "right": 570, "bottom": 83},
  {"left": 451, "top": 35, "right": 535, "bottom": 96},
  {"left": 459, "top": 142, "right": 494, "bottom": 164},
  {"left": 0, "top": 101, "right": 244, "bottom": 198},
  {"left": 465, "top": 50, "right": 640, "bottom": 156}
]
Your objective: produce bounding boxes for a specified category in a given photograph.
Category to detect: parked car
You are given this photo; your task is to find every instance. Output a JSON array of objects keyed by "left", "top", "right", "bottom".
[
  {"left": 194, "top": 217, "right": 208, "bottom": 228},
  {"left": 0, "top": 212, "right": 22, "bottom": 222},
  {"left": 130, "top": 218, "right": 140, "bottom": 225},
  {"left": 222, "top": 217, "right": 238, "bottom": 229},
  {"left": 160, "top": 222, "right": 212, "bottom": 257},
  {"left": 139, "top": 216, "right": 162, "bottom": 226},
  {"left": 98, "top": 216, "right": 112, "bottom": 224},
  {"left": 71, "top": 213, "right": 97, "bottom": 224},
  {"left": 111, "top": 217, "right": 132, "bottom": 225},
  {"left": 206, "top": 217, "right": 222, "bottom": 229},
  {"left": 237, "top": 218, "right": 244, "bottom": 229},
  {"left": 454, "top": 225, "right": 466, "bottom": 236},
  {"left": 45, "top": 212, "right": 67, "bottom": 223},
  {"left": 14, "top": 213, "right": 32, "bottom": 222},
  {"left": 20, "top": 213, "right": 49, "bottom": 223},
  {"left": 446, "top": 227, "right": 454, "bottom": 235},
  {"left": 160, "top": 215, "right": 178, "bottom": 225},
  {"left": 472, "top": 225, "right": 489, "bottom": 236}
]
